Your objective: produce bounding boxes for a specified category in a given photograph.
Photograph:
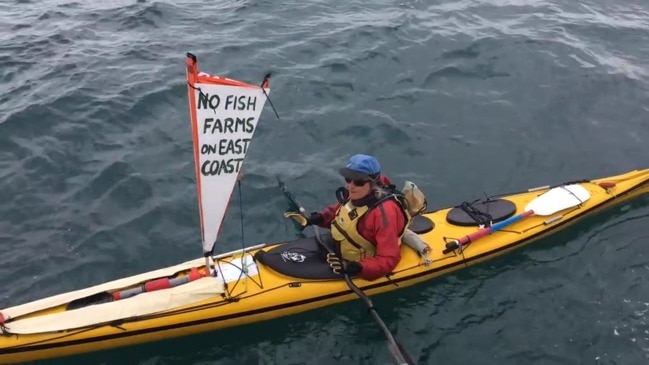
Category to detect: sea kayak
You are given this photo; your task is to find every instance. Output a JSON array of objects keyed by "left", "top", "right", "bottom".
[{"left": 1, "top": 167, "right": 648, "bottom": 364}]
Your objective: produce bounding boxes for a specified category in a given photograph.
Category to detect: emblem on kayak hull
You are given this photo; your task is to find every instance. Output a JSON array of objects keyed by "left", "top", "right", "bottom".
[{"left": 281, "top": 251, "right": 306, "bottom": 263}]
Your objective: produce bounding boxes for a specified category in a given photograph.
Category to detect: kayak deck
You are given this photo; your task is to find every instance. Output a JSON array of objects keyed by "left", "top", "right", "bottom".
[{"left": 1, "top": 168, "right": 648, "bottom": 364}]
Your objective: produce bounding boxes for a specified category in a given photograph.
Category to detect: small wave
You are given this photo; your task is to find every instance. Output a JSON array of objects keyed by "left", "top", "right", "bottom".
[
  {"left": 37, "top": 10, "right": 67, "bottom": 21},
  {"left": 66, "top": 160, "right": 131, "bottom": 203},
  {"left": 423, "top": 63, "right": 510, "bottom": 87},
  {"left": 11, "top": 23, "right": 31, "bottom": 31},
  {"left": 57, "top": 1, "right": 81, "bottom": 9}
]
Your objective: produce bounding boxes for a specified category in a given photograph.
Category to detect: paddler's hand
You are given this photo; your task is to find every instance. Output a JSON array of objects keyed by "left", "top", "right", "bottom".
[
  {"left": 284, "top": 211, "right": 308, "bottom": 227},
  {"left": 326, "top": 254, "right": 362, "bottom": 276},
  {"left": 343, "top": 260, "right": 362, "bottom": 276},
  {"left": 283, "top": 211, "right": 324, "bottom": 230}
]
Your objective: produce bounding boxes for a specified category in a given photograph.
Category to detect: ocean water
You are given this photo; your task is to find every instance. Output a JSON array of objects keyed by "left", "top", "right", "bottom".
[{"left": 1, "top": 0, "right": 649, "bottom": 364}]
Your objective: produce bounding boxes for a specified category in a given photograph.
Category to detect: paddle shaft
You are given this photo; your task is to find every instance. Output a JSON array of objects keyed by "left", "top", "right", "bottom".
[
  {"left": 277, "top": 179, "right": 413, "bottom": 365},
  {"left": 314, "top": 225, "right": 412, "bottom": 365},
  {"left": 342, "top": 275, "right": 410, "bottom": 365}
]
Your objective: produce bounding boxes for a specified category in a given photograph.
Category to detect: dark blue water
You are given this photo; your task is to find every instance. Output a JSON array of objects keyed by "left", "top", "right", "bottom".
[{"left": 2, "top": 0, "right": 649, "bottom": 363}]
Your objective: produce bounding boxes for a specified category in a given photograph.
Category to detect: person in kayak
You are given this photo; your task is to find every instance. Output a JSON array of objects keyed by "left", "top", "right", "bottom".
[{"left": 284, "top": 154, "right": 411, "bottom": 281}]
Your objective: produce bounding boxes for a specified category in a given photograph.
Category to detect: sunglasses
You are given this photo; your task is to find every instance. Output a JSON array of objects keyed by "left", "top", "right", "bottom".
[{"left": 344, "top": 178, "right": 370, "bottom": 187}]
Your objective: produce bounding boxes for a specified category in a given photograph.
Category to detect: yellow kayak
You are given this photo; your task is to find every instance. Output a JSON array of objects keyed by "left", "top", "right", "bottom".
[{"left": 1, "top": 167, "right": 648, "bottom": 364}]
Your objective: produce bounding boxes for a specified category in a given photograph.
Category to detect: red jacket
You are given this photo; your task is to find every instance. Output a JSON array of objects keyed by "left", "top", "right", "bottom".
[{"left": 317, "top": 176, "right": 405, "bottom": 281}]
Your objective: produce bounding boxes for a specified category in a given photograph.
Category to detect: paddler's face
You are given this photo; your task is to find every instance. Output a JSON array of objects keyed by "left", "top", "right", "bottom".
[{"left": 345, "top": 178, "right": 372, "bottom": 200}]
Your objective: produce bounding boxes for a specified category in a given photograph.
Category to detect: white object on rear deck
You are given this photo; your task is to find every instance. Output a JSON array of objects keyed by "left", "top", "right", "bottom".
[
  {"left": 1, "top": 251, "right": 259, "bottom": 334},
  {"left": 524, "top": 184, "right": 591, "bottom": 216},
  {"left": 5, "top": 276, "right": 224, "bottom": 334}
]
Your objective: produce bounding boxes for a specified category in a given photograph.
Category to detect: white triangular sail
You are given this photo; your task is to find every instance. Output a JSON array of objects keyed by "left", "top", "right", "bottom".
[{"left": 186, "top": 54, "right": 270, "bottom": 253}]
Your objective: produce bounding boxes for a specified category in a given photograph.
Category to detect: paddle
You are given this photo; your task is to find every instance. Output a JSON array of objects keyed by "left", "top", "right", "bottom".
[
  {"left": 277, "top": 178, "right": 415, "bottom": 365},
  {"left": 443, "top": 184, "right": 591, "bottom": 254}
]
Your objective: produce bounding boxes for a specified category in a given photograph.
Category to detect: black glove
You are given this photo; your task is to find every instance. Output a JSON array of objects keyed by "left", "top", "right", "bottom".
[
  {"left": 343, "top": 261, "right": 363, "bottom": 276},
  {"left": 306, "top": 212, "right": 324, "bottom": 226}
]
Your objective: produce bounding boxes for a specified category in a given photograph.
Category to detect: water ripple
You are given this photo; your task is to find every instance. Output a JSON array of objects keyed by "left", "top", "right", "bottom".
[{"left": 1, "top": 0, "right": 649, "bottom": 363}]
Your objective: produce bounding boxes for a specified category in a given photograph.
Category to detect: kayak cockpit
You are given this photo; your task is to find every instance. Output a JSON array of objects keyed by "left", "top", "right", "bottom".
[{"left": 253, "top": 215, "right": 435, "bottom": 280}]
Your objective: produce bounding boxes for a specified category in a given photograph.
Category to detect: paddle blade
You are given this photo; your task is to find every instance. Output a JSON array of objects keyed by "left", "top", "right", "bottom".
[{"left": 524, "top": 184, "right": 591, "bottom": 216}]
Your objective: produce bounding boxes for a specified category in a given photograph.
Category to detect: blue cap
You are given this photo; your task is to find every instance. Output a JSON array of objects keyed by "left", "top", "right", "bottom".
[{"left": 339, "top": 154, "right": 381, "bottom": 181}]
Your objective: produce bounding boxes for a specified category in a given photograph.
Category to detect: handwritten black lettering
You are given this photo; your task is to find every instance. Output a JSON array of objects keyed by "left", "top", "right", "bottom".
[
  {"left": 224, "top": 118, "right": 234, "bottom": 133},
  {"left": 198, "top": 93, "right": 220, "bottom": 110},
  {"left": 238, "top": 117, "right": 254, "bottom": 133},
  {"left": 218, "top": 138, "right": 252, "bottom": 155},
  {"left": 201, "top": 158, "right": 244, "bottom": 176},
  {"left": 197, "top": 92, "right": 259, "bottom": 176},
  {"left": 203, "top": 118, "right": 218, "bottom": 134},
  {"left": 201, "top": 143, "right": 218, "bottom": 155},
  {"left": 225, "top": 95, "right": 257, "bottom": 111},
  {"left": 202, "top": 117, "right": 255, "bottom": 134}
]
